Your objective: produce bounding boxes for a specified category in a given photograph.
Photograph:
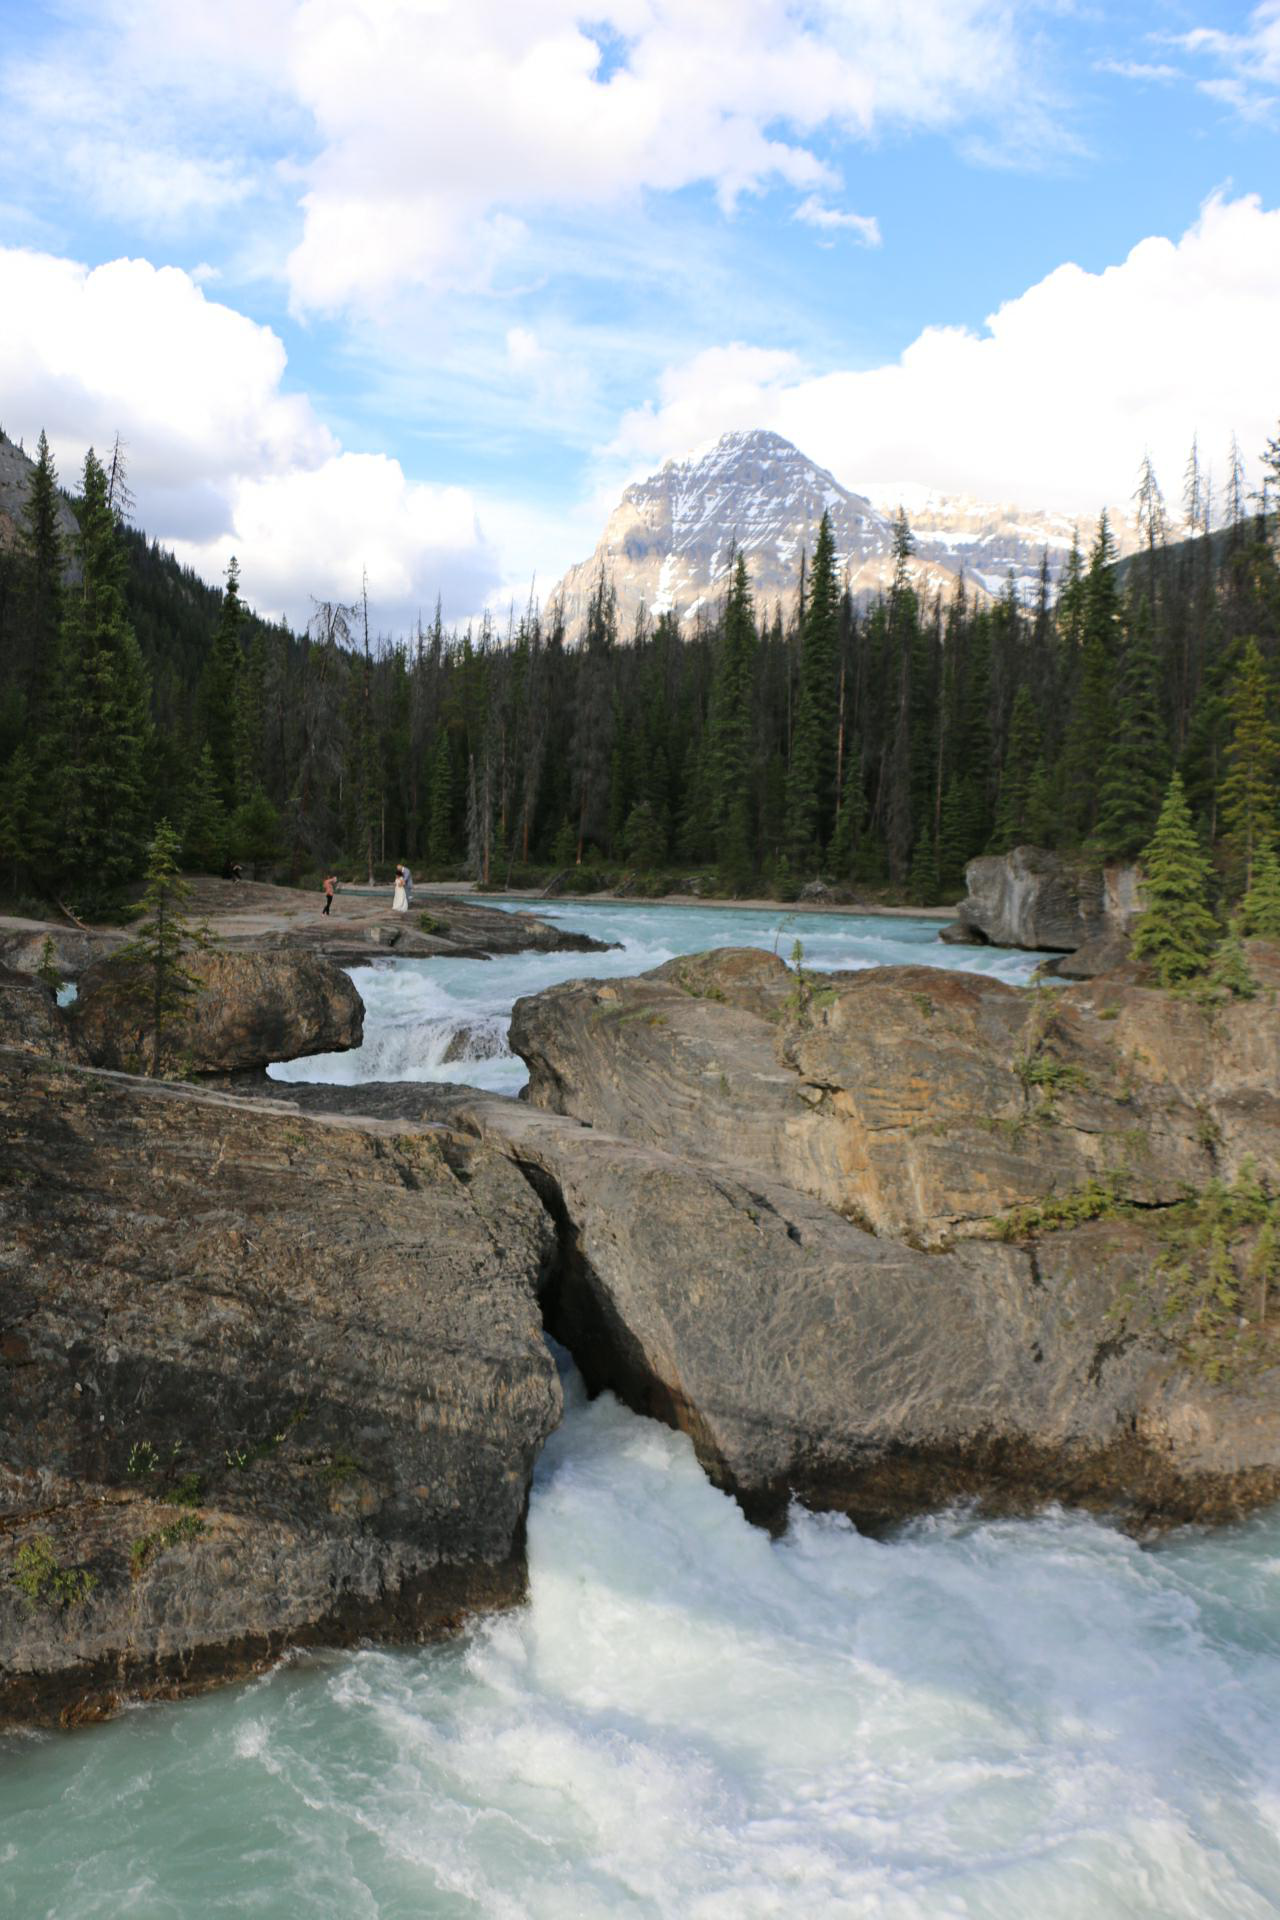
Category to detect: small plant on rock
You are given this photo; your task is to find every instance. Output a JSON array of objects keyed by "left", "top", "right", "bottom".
[{"left": 13, "top": 1535, "right": 97, "bottom": 1610}]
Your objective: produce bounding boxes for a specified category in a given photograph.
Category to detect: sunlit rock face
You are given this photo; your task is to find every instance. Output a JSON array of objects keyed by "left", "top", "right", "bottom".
[{"left": 549, "top": 430, "right": 1130, "bottom": 642}]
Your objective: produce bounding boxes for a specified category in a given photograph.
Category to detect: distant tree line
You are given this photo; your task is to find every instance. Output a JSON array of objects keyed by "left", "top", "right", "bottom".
[{"left": 0, "top": 425, "right": 1276, "bottom": 919}]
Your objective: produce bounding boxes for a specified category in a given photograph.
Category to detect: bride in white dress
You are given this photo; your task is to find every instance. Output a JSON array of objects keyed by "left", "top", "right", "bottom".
[{"left": 392, "top": 864, "right": 408, "bottom": 912}]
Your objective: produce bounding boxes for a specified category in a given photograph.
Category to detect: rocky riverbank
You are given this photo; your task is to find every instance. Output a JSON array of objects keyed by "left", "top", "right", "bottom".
[{"left": 4, "top": 919, "right": 1278, "bottom": 1728}]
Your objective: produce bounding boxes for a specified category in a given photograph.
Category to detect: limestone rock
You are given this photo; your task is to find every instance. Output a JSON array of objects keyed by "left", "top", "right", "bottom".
[
  {"left": 0, "top": 1052, "right": 560, "bottom": 1728},
  {"left": 266, "top": 1080, "right": 1280, "bottom": 1534},
  {"left": 511, "top": 945, "right": 1280, "bottom": 1246},
  {"left": 0, "top": 965, "right": 74, "bottom": 1057},
  {"left": 73, "top": 947, "right": 364, "bottom": 1075},
  {"left": 953, "top": 846, "right": 1141, "bottom": 951}
]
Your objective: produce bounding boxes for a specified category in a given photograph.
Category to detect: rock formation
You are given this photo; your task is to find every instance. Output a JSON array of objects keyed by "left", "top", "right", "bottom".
[
  {"left": 472, "top": 944, "right": 1280, "bottom": 1527},
  {"left": 73, "top": 948, "right": 365, "bottom": 1076},
  {"left": 944, "top": 846, "right": 1142, "bottom": 954},
  {"left": 0, "top": 1053, "right": 560, "bottom": 1728}
]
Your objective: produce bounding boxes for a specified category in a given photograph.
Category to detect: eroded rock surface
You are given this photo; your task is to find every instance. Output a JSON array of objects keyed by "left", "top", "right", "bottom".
[
  {"left": 0, "top": 1052, "right": 560, "bottom": 1728},
  {"left": 73, "top": 948, "right": 365, "bottom": 1075},
  {"left": 263, "top": 1076, "right": 1280, "bottom": 1534},
  {"left": 512, "top": 945, "right": 1280, "bottom": 1246},
  {"left": 948, "top": 846, "right": 1141, "bottom": 951}
]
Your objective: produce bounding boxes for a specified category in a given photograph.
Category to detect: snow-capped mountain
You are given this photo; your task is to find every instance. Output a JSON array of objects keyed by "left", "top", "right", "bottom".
[{"left": 549, "top": 430, "right": 1132, "bottom": 641}]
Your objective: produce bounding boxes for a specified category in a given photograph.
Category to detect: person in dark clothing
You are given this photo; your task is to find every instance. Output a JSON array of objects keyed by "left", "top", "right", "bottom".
[{"left": 322, "top": 873, "right": 337, "bottom": 915}]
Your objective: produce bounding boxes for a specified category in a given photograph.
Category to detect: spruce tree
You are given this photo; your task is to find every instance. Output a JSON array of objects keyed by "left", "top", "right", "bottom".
[
  {"left": 1241, "top": 842, "right": 1280, "bottom": 937},
  {"left": 182, "top": 743, "right": 229, "bottom": 873},
  {"left": 1091, "top": 600, "right": 1167, "bottom": 856},
  {"left": 785, "top": 513, "right": 839, "bottom": 862},
  {"left": 17, "top": 429, "right": 64, "bottom": 727},
  {"left": 707, "top": 553, "right": 757, "bottom": 882},
  {"left": 51, "top": 449, "right": 152, "bottom": 907},
  {"left": 201, "top": 557, "right": 244, "bottom": 809},
  {"left": 426, "top": 737, "right": 455, "bottom": 867},
  {"left": 0, "top": 746, "right": 34, "bottom": 893},
  {"left": 1132, "top": 772, "right": 1219, "bottom": 987},
  {"left": 990, "top": 684, "right": 1042, "bottom": 851},
  {"left": 112, "top": 819, "right": 208, "bottom": 1075},
  {"left": 1219, "top": 638, "right": 1278, "bottom": 892},
  {"left": 228, "top": 786, "right": 281, "bottom": 880}
]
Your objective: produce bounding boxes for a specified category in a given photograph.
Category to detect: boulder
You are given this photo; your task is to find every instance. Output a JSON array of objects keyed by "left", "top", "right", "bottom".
[
  {"left": 952, "top": 846, "right": 1141, "bottom": 951},
  {"left": 0, "top": 965, "right": 74, "bottom": 1058},
  {"left": 0, "top": 925, "right": 126, "bottom": 980},
  {"left": 513, "top": 947, "right": 1280, "bottom": 1246},
  {"left": 73, "top": 947, "right": 365, "bottom": 1075},
  {"left": 265, "top": 1080, "right": 1280, "bottom": 1534},
  {"left": 0, "top": 1051, "right": 560, "bottom": 1728}
]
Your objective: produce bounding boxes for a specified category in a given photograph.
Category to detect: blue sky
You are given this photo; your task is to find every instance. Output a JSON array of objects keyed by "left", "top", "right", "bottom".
[{"left": 0, "top": 0, "right": 1278, "bottom": 626}]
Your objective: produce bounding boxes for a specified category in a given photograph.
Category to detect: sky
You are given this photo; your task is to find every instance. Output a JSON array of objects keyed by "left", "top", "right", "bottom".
[{"left": 0, "top": 0, "right": 1278, "bottom": 631}]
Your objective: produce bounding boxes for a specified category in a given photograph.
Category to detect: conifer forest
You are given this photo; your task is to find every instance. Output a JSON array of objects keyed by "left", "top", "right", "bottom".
[{"left": 1, "top": 426, "right": 1278, "bottom": 920}]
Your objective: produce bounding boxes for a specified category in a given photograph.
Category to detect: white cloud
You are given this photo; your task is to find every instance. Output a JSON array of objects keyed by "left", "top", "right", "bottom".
[
  {"left": 1179, "top": 3, "right": 1280, "bottom": 120},
  {"left": 607, "top": 194, "right": 1280, "bottom": 520},
  {"left": 7, "top": 1, "right": 1047, "bottom": 310},
  {"left": 0, "top": 247, "right": 498, "bottom": 626},
  {"left": 793, "top": 197, "right": 882, "bottom": 244}
]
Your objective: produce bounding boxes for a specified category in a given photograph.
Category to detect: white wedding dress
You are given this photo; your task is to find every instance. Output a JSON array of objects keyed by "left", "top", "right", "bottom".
[{"left": 392, "top": 875, "right": 408, "bottom": 912}]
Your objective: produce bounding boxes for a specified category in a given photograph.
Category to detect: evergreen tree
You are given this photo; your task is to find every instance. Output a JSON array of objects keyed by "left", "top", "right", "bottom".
[
  {"left": 1132, "top": 773, "right": 1219, "bottom": 987},
  {"left": 1219, "top": 638, "right": 1278, "bottom": 892},
  {"left": 16, "top": 429, "right": 63, "bottom": 727},
  {"left": 707, "top": 553, "right": 757, "bottom": 881},
  {"left": 937, "top": 776, "right": 971, "bottom": 895},
  {"left": 201, "top": 557, "right": 244, "bottom": 809},
  {"left": 228, "top": 786, "right": 281, "bottom": 879},
  {"left": 111, "top": 819, "right": 208, "bottom": 1076},
  {"left": 181, "top": 743, "right": 229, "bottom": 873},
  {"left": 1092, "top": 600, "right": 1167, "bottom": 855},
  {"left": 51, "top": 448, "right": 152, "bottom": 907},
  {"left": 1206, "top": 919, "right": 1257, "bottom": 1000},
  {"left": 1241, "top": 842, "right": 1280, "bottom": 937},
  {"left": 785, "top": 513, "right": 839, "bottom": 861},
  {"left": 0, "top": 746, "right": 35, "bottom": 893},
  {"left": 990, "top": 684, "right": 1042, "bottom": 851},
  {"left": 623, "top": 799, "right": 667, "bottom": 871}
]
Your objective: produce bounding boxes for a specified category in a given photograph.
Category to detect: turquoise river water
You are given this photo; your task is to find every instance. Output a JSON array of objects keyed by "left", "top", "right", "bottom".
[{"left": 3, "top": 902, "right": 1278, "bottom": 1919}]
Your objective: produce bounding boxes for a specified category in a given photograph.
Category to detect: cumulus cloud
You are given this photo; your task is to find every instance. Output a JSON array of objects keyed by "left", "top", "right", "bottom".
[
  {"left": 606, "top": 193, "right": 1280, "bottom": 520},
  {"left": 0, "top": 247, "right": 498, "bottom": 626},
  {"left": 3, "top": 1, "right": 1051, "bottom": 308}
]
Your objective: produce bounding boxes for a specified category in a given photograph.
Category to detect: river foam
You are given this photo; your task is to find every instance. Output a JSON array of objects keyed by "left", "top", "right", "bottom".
[
  {"left": 4, "top": 1356, "right": 1279, "bottom": 1917},
  {"left": 7, "top": 901, "right": 1278, "bottom": 1917},
  {"left": 269, "top": 900, "right": 1046, "bottom": 1094}
]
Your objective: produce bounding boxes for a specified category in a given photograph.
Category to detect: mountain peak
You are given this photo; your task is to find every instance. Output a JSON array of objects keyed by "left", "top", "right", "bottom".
[{"left": 549, "top": 431, "right": 1119, "bottom": 641}]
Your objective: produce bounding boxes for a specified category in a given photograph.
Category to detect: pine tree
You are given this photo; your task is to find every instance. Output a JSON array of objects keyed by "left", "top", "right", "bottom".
[
  {"left": 181, "top": 743, "right": 229, "bottom": 873},
  {"left": 936, "top": 776, "right": 971, "bottom": 895},
  {"left": 707, "top": 553, "right": 757, "bottom": 881},
  {"left": 51, "top": 448, "right": 152, "bottom": 907},
  {"left": 785, "top": 513, "right": 840, "bottom": 862},
  {"left": 1091, "top": 600, "right": 1168, "bottom": 856},
  {"left": 1206, "top": 919, "right": 1257, "bottom": 1000},
  {"left": 16, "top": 429, "right": 64, "bottom": 727},
  {"left": 1241, "top": 842, "right": 1280, "bottom": 937},
  {"left": 0, "top": 746, "right": 35, "bottom": 893},
  {"left": 227, "top": 786, "right": 281, "bottom": 879},
  {"left": 426, "top": 736, "right": 455, "bottom": 868},
  {"left": 201, "top": 557, "right": 244, "bottom": 809},
  {"left": 1132, "top": 772, "right": 1219, "bottom": 987},
  {"left": 990, "top": 685, "right": 1042, "bottom": 852},
  {"left": 111, "top": 819, "right": 208, "bottom": 1076},
  {"left": 1219, "top": 638, "right": 1278, "bottom": 892},
  {"left": 623, "top": 799, "right": 667, "bottom": 871}
]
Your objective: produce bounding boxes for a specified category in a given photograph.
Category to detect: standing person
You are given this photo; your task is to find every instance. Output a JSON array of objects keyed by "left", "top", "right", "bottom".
[
  {"left": 322, "top": 872, "right": 337, "bottom": 916},
  {"left": 392, "top": 864, "right": 408, "bottom": 913},
  {"left": 402, "top": 862, "right": 413, "bottom": 908}
]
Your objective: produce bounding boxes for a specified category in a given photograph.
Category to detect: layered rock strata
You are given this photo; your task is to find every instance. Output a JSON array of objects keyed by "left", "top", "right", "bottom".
[{"left": 0, "top": 1054, "right": 560, "bottom": 1728}]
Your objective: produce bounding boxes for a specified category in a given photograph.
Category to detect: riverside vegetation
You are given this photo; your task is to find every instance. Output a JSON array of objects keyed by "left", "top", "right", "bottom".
[{"left": 0, "top": 425, "right": 1277, "bottom": 917}]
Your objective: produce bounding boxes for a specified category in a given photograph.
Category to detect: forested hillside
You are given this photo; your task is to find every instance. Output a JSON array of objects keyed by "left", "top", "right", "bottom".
[{"left": 0, "top": 427, "right": 1277, "bottom": 918}]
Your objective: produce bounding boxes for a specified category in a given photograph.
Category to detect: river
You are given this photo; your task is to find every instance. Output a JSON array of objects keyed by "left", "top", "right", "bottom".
[{"left": 4, "top": 903, "right": 1278, "bottom": 1919}]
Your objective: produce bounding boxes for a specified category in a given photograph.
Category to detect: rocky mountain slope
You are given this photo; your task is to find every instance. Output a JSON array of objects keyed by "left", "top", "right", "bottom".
[
  {"left": 550, "top": 430, "right": 1134, "bottom": 642},
  {"left": 0, "top": 429, "right": 79, "bottom": 561}
]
